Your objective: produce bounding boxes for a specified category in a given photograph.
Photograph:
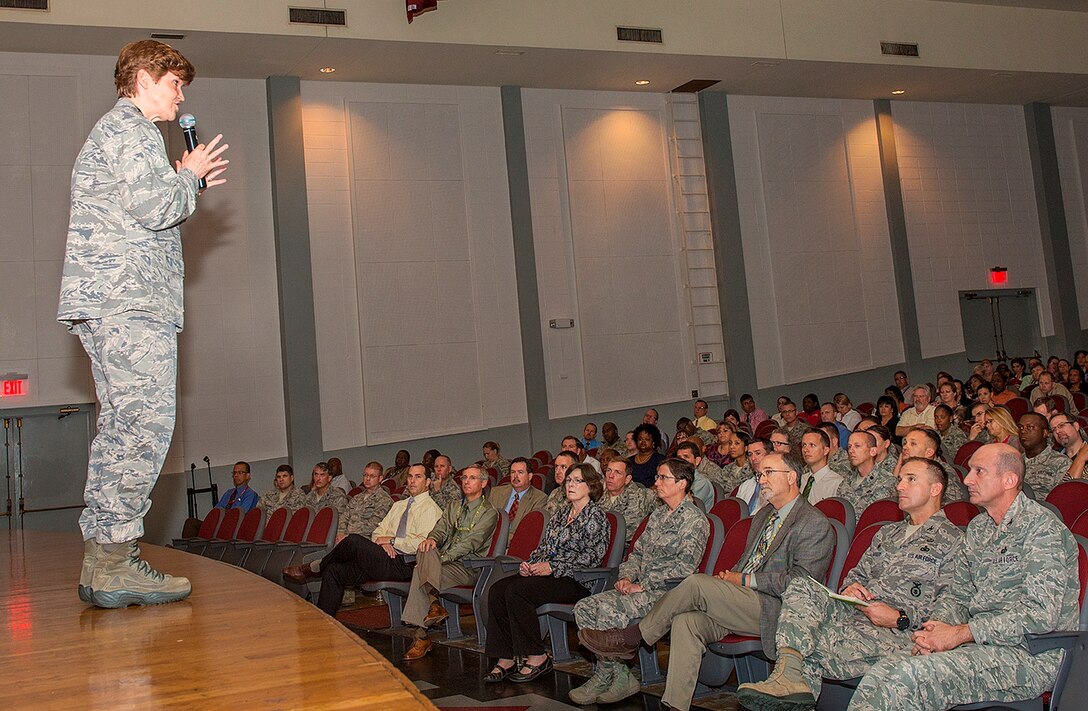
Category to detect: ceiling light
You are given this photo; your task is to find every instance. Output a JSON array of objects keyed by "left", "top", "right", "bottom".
[
  {"left": 751, "top": 61, "right": 779, "bottom": 68},
  {"left": 494, "top": 49, "right": 525, "bottom": 56},
  {"left": 635, "top": 80, "right": 650, "bottom": 86},
  {"left": 319, "top": 67, "right": 336, "bottom": 74},
  {"left": 891, "top": 89, "right": 906, "bottom": 95}
]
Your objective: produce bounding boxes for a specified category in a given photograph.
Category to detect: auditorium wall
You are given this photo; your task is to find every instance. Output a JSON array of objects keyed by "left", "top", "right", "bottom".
[
  {"left": 727, "top": 95, "right": 905, "bottom": 389},
  {"left": 891, "top": 100, "right": 1054, "bottom": 359},
  {"left": 1052, "top": 105, "right": 1088, "bottom": 331}
]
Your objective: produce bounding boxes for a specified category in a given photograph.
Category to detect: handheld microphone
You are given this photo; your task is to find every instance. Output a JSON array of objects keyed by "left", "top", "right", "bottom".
[{"left": 178, "top": 113, "right": 207, "bottom": 189}]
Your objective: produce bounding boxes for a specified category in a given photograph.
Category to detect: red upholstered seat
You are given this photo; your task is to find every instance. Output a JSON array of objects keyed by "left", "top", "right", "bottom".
[
  {"left": 855, "top": 499, "right": 904, "bottom": 534},
  {"left": 943, "top": 500, "right": 981, "bottom": 527},
  {"left": 954, "top": 440, "right": 983, "bottom": 469},
  {"left": 1046, "top": 481, "right": 1088, "bottom": 529}
]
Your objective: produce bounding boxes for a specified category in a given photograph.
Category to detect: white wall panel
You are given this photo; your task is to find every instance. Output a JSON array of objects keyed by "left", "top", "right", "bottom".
[
  {"left": 1052, "top": 106, "right": 1088, "bottom": 330},
  {"left": 892, "top": 101, "right": 1051, "bottom": 357},
  {"left": 730, "top": 95, "right": 904, "bottom": 388},
  {"left": 302, "top": 81, "right": 526, "bottom": 449},
  {"left": 523, "top": 88, "right": 718, "bottom": 417}
]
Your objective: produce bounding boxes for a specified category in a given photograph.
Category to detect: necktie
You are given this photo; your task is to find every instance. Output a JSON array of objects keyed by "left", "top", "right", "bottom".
[
  {"left": 744, "top": 510, "right": 780, "bottom": 573},
  {"left": 508, "top": 492, "right": 519, "bottom": 522},
  {"left": 395, "top": 497, "right": 414, "bottom": 539},
  {"left": 802, "top": 474, "right": 815, "bottom": 501}
]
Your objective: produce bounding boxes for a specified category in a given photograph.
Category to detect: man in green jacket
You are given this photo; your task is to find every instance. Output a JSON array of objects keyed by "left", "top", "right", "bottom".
[{"left": 402, "top": 464, "right": 498, "bottom": 660}]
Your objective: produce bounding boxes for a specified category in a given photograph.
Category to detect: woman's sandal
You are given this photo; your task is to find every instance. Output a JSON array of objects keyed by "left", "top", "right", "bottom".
[
  {"left": 483, "top": 663, "right": 516, "bottom": 683},
  {"left": 509, "top": 657, "right": 552, "bottom": 683}
]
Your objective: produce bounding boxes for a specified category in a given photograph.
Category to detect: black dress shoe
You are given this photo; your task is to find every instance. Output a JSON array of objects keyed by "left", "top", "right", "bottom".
[{"left": 510, "top": 657, "right": 552, "bottom": 683}]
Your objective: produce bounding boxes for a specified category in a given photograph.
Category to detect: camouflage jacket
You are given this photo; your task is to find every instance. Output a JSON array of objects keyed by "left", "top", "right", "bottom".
[
  {"left": 302, "top": 486, "right": 348, "bottom": 515},
  {"left": 601, "top": 483, "right": 656, "bottom": 543},
  {"left": 930, "top": 493, "right": 1080, "bottom": 652},
  {"left": 720, "top": 461, "right": 754, "bottom": 494},
  {"left": 259, "top": 487, "right": 305, "bottom": 514},
  {"left": 1024, "top": 447, "right": 1070, "bottom": 501},
  {"left": 843, "top": 511, "right": 963, "bottom": 629},
  {"left": 619, "top": 499, "right": 708, "bottom": 591},
  {"left": 827, "top": 448, "right": 852, "bottom": 478},
  {"left": 430, "top": 476, "right": 462, "bottom": 510},
  {"left": 338, "top": 486, "right": 394, "bottom": 538},
  {"left": 836, "top": 466, "right": 898, "bottom": 524},
  {"left": 58, "top": 99, "right": 200, "bottom": 329}
]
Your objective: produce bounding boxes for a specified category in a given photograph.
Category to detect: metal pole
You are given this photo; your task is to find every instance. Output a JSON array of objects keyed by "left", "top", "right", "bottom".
[{"left": 2, "top": 418, "right": 11, "bottom": 528}]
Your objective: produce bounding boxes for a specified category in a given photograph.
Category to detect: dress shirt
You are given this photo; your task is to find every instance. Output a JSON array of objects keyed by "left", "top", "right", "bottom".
[
  {"left": 801, "top": 465, "right": 844, "bottom": 505},
  {"left": 216, "top": 485, "right": 259, "bottom": 513},
  {"left": 371, "top": 491, "right": 443, "bottom": 554}
]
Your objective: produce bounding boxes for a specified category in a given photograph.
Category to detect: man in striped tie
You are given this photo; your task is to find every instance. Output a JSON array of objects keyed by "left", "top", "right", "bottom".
[{"left": 579, "top": 451, "right": 835, "bottom": 711}]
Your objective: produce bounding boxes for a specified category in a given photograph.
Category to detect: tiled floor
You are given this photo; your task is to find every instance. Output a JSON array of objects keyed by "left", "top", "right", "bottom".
[{"left": 341, "top": 597, "right": 741, "bottom": 710}]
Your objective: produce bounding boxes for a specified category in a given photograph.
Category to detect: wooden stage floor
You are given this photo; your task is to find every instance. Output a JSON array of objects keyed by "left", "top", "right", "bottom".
[{"left": 0, "top": 530, "right": 435, "bottom": 710}]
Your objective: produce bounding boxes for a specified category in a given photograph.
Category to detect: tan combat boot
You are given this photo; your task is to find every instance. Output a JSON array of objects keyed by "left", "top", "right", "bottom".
[
  {"left": 89, "top": 541, "right": 192, "bottom": 608},
  {"left": 79, "top": 538, "right": 101, "bottom": 603},
  {"left": 595, "top": 660, "right": 641, "bottom": 704},
  {"left": 568, "top": 660, "right": 616, "bottom": 705},
  {"left": 736, "top": 648, "right": 815, "bottom": 710}
]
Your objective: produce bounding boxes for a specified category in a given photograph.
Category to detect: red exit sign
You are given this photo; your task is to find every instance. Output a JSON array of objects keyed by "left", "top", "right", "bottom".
[{"left": 1, "top": 379, "right": 27, "bottom": 397}]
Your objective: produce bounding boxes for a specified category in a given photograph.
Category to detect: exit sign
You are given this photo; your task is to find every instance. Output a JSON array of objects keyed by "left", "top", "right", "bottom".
[{"left": 1, "top": 379, "right": 27, "bottom": 397}]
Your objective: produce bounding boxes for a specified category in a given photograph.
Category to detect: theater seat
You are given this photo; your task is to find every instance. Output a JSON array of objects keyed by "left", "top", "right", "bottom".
[
  {"left": 171, "top": 506, "right": 224, "bottom": 552},
  {"left": 222, "top": 506, "right": 288, "bottom": 567},
  {"left": 434, "top": 515, "right": 510, "bottom": 642}
]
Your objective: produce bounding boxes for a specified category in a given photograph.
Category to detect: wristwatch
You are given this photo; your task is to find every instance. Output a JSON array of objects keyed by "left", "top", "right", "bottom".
[{"left": 896, "top": 609, "right": 910, "bottom": 631}]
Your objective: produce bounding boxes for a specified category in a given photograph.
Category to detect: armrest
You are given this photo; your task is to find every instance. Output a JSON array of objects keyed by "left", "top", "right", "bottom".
[
  {"left": 401, "top": 554, "right": 416, "bottom": 565},
  {"left": 1026, "top": 630, "right": 1083, "bottom": 655},
  {"left": 664, "top": 577, "right": 686, "bottom": 591},
  {"left": 573, "top": 567, "right": 617, "bottom": 584},
  {"left": 461, "top": 556, "right": 498, "bottom": 570}
]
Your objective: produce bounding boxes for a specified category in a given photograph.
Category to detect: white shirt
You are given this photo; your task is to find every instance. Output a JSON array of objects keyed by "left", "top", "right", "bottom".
[
  {"left": 838, "top": 409, "right": 862, "bottom": 432},
  {"left": 802, "top": 465, "right": 844, "bottom": 505}
]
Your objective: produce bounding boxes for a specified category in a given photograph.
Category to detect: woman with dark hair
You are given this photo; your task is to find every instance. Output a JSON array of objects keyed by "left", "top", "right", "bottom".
[
  {"left": 705, "top": 422, "right": 736, "bottom": 468},
  {"left": 801, "top": 393, "right": 822, "bottom": 426},
  {"left": 629, "top": 423, "right": 666, "bottom": 488},
  {"left": 965, "top": 374, "right": 984, "bottom": 402},
  {"left": 876, "top": 395, "right": 901, "bottom": 444},
  {"left": 1068, "top": 366, "right": 1084, "bottom": 394},
  {"left": 721, "top": 409, "right": 742, "bottom": 430},
  {"left": 483, "top": 463, "right": 608, "bottom": 683},
  {"left": 884, "top": 385, "right": 907, "bottom": 413},
  {"left": 1009, "top": 358, "right": 1027, "bottom": 388}
]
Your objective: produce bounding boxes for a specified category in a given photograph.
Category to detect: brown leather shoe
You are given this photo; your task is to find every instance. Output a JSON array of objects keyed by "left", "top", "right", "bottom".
[
  {"left": 402, "top": 638, "right": 433, "bottom": 661},
  {"left": 283, "top": 564, "right": 319, "bottom": 584},
  {"left": 577, "top": 627, "right": 639, "bottom": 660},
  {"left": 423, "top": 601, "right": 449, "bottom": 628}
]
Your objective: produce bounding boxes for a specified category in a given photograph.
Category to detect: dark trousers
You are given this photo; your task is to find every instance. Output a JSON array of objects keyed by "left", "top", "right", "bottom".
[
  {"left": 316, "top": 534, "right": 413, "bottom": 616},
  {"left": 485, "top": 574, "right": 590, "bottom": 658}
]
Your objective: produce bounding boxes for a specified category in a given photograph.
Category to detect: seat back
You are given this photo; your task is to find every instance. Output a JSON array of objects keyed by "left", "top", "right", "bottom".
[
  {"left": 825, "top": 518, "right": 850, "bottom": 587},
  {"left": 708, "top": 496, "right": 748, "bottom": 530},
  {"left": 1073, "top": 392, "right": 1087, "bottom": 413},
  {"left": 855, "top": 499, "right": 904, "bottom": 534},
  {"left": 954, "top": 440, "right": 983, "bottom": 469},
  {"left": 943, "top": 500, "right": 981, "bottom": 528},
  {"left": 303, "top": 506, "right": 337, "bottom": 545},
  {"left": 1005, "top": 397, "right": 1031, "bottom": 423},
  {"left": 754, "top": 420, "right": 777, "bottom": 439},
  {"left": 711, "top": 517, "right": 755, "bottom": 575},
  {"left": 815, "top": 496, "right": 856, "bottom": 541},
  {"left": 347, "top": 485, "right": 365, "bottom": 497},
  {"left": 282, "top": 506, "right": 312, "bottom": 543},
  {"left": 1077, "top": 538, "right": 1088, "bottom": 610},
  {"left": 531, "top": 474, "right": 544, "bottom": 490},
  {"left": 197, "top": 507, "right": 224, "bottom": 538},
  {"left": 235, "top": 507, "right": 264, "bottom": 541},
  {"left": 627, "top": 515, "right": 651, "bottom": 554},
  {"left": 214, "top": 507, "right": 242, "bottom": 539},
  {"left": 506, "top": 510, "right": 546, "bottom": 560},
  {"left": 1072, "top": 510, "right": 1088, "bottom": 540},
  {"left": 857, "top": 402, "right": 875, "bottom": 415},
  {"left": 531, "top": 450, "right": 552, "bottom": 466},
  {"left": 260, "top": 507, "right": 289, "bottom": 541},
  {"left": 1047, "top": 481, "right": 1088, "bottom": 528},
  {"left": 836, "top": 521, "right": 887, "bottom": 590},
  {"left": 700, "top": 513, "right": 726, "bottom": 572},
  {"left": 602, "top": 511, "right": 625, "bottom": 568},
  {"left": 486, "top": 514, "right": 510, "bottom": 557}
]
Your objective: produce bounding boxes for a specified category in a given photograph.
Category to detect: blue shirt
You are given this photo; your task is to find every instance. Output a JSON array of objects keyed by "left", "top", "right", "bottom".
[
  {"left": 582, "top": 438, "right": 602, "bottom": 450},
  {"left": 216, "top": 485, "right": 259, "bottom": 512}
]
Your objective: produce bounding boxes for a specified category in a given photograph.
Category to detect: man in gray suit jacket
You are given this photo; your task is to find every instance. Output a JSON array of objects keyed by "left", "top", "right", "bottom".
[{"left": 579, "top": 451, "right": 835, "bottom": 711}]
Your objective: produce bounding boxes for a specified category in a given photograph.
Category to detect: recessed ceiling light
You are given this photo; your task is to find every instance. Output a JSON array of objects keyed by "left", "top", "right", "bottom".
[
  {"left": 992, "top": 71, "right": 1014, "bottom": 78},
  {"left": 891, "top": 89, "right": 906, "bottom": 95},
  {"left": 751, "top": 61, "right": 779, "bottom": 68},
  {"left": 635, "top": 80, "right": 650, "bottom": 86},
  {"left": 494, "top": 49, "right": 525, "bottom": 56},
  {"left": 319, "top": 67, "right": 336, "bottom": 74}
]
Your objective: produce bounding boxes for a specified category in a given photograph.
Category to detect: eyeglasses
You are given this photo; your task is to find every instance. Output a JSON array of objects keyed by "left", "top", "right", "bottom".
[
  {"left": 461, "top": 475, "right": 487, "bottom": 482},
  {"left": 1052, "top": 420, "right": 1075, "bottom": 429},
  {"left": 756, "top": 468, "right": 793, "bottom": 479},
  {"left": 567, "top": 478, "right": 587, "bottom": 485},
  {"left": 770, "top": 440, "right": 790, "bottom": 447}
]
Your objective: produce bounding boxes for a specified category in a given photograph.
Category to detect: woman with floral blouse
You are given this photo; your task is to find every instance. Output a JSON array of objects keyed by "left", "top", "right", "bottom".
[{"left": 483, "top": 463, "right": 608, "bottom": 683}]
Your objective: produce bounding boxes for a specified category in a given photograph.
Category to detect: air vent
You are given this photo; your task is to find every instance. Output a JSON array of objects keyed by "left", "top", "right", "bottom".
[
  {"left": 880, "top": 41, "right": 919, "bottom": 57},
  {"left": 0, "top": 0, "right": 49, "bottom": 9},
  {"left": 151, "top": 33, "right": 186, "bottom": 40},
  {"left": 617, "top": 26, "right": 663, "bottom": 44},
  {"left": 289, "top": 7, "right": 346, "bottom": 26},
  {"left": 672, "top": 79, "right": 720, "bottom": 93}
]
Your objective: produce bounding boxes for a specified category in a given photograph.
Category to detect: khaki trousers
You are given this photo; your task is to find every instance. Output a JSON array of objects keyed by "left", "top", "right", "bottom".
[
  {"left": 401, "top": 548, "right": 478, "bottom": 628},
  {"left": 640, "top": 574, "right": 761, "bottom": 711}
]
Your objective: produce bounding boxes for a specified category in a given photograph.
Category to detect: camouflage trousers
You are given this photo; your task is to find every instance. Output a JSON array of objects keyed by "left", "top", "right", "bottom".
[
  {"left": 573, "top": 588, "right": 664, "bottom": 630},
  {"left": 777, "top": 576, "right": 912, "bottom": 698},
  {"left": 848, "top": 644, "right": 1061, "bottom": 710},
  {"left": 74, "top": 313, "right": 177, "bottom": 544}
]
